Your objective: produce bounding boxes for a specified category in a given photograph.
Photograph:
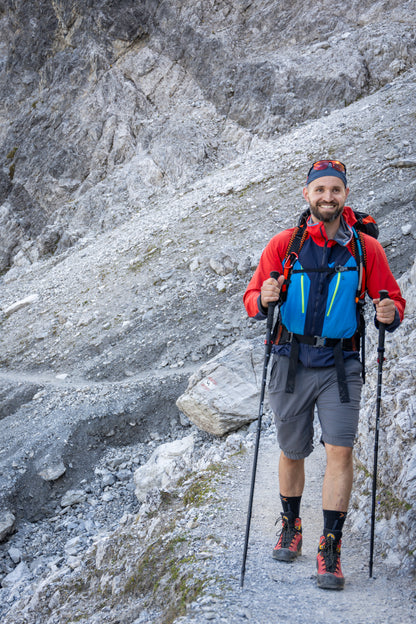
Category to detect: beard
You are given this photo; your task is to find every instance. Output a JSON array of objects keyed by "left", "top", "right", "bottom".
[{"left": 309, "top": 201, "right": 344, "bottom": 223}]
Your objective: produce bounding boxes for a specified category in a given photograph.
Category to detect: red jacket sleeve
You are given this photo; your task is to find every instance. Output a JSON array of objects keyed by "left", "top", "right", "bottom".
[
  {"left": 362, "top": 234, "right": 406, "bottom": 321},
  {"left": 243, "top": 229, "right": 294, "bottom": 318}
]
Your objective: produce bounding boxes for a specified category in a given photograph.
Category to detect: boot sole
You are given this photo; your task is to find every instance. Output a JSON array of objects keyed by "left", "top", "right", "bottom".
[
  {"left": 272, "top": 547, "right": 302, "bottom": 562},
  {"left": 317, "top": 573, "right": 345, "bottom": 590}
]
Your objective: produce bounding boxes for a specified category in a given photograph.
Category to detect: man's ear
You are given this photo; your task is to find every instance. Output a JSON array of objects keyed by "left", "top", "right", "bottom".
[{"left": 302, "top": 186, "right": 309, "bottom": 202}]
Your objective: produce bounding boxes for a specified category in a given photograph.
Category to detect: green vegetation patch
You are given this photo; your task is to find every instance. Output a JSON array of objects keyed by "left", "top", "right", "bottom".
[
  {"left": 181, "top": 462, "right": 227, "bottom": 507},
  {"left": 6, "top": 146, "right": 18, "bottom": 160},
  {"left": 376, "top": 488, "right": 412, "bottom": 519},
  {"left": 355, "top": 460, "right": 412, "bottom": 518},
  {"left": 128, "top": 245, "right": 161, "bottom": 273},
  {"left": 124, "top": 534, "right": 208, "bottom": 623}
]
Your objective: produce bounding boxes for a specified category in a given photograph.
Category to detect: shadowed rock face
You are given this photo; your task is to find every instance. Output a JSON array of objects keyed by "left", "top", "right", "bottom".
[{"left": 1, "top": 1, "right": 415, "bottom": 271}]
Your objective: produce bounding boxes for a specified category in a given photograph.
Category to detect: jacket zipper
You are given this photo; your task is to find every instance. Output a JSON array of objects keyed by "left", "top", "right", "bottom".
[
  {"left": 301, "top": 273, "right": 305, "bottom": 314},
  {"left": 326, "top": 271, "right": 341, "bottom": 316},
  {"left": 312, "top": 240, "right": 329, "bottom": 332}
]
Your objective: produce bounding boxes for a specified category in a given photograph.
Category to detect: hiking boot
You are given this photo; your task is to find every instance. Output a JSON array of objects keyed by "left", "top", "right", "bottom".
[
  {"left": 272, "top": 512, "right": 302, "bottom": 562},
  {"left": 316, "top": 533, "right": 345, "bottom": 590}
]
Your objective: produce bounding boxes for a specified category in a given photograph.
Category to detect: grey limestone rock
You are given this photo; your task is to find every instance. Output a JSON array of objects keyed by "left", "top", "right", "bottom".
[{"left": 176, "top": 340, "right": 264, "bottom": 435}]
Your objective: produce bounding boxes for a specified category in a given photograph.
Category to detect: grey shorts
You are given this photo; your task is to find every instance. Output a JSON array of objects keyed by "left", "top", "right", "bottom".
[{"left": 268, "top": 355, "right": 363, "bottom": 460}]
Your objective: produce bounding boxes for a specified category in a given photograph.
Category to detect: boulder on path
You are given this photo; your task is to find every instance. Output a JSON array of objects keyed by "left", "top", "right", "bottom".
[{"left": 176, "top": 339, "right": 264, "bottom": 436}]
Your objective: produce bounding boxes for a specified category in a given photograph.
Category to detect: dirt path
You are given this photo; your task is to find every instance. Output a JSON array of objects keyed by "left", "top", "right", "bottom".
[{"left": 191, "top": 435, "right": 416, "bottom": 624}]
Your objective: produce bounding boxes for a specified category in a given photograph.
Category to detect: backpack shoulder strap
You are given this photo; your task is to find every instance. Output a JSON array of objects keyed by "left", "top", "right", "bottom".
[
  {"left": 350, "top": 227, "right": 368, "bottom": 382},
  {"left": 284, "top": 222, "right": 308, "bottom": 260},
  {"left": 285, "top": 208, "right": 310, "bottom": 258},
  {"left": 271, "top": 217, "right": 309, "bottom": 343},
  {"left": 280, "top": 221, "right": 308, "bottom": 303},
  {"left": 350, "top": 228, "right": 367, "bottom": 301}
]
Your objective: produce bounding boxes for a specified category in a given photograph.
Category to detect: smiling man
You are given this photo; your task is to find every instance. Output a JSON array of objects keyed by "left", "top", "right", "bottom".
[{"left": 244, "top": 159, "right": 406, "bottom": 590}]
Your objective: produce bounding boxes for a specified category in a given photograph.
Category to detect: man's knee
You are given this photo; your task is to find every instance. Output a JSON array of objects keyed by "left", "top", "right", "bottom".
[
  {"left": 280, "top": 451, "right": 305, "bottom": 467},
  {"left": 325, "top": 443, "right": 353, "bottom": 467}
]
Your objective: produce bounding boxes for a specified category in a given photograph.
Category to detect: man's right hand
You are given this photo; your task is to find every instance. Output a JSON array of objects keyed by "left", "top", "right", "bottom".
[{"left": 260, "top": 275, "right": 285, "bottom": 308}]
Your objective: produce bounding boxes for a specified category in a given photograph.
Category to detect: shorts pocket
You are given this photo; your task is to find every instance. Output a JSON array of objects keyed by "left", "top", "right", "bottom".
[{"left": 268, "top": 356, "right": 288, "bottom": 393}]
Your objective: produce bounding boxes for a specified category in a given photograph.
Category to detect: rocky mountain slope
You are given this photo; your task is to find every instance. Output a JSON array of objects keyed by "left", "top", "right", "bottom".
[
  {"left": 1, "top": 433, "right": 415, "bottom": 623},
  {"left": 0, "top": 0, "right": 415, "bottom": 621}
]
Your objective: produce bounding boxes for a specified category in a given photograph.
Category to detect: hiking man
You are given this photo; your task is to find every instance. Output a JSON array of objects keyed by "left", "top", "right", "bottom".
[{"left": 243, "top": 159, "right": 406, "bottom": 590}]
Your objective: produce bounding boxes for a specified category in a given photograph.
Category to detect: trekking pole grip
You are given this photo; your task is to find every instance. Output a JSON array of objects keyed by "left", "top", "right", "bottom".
[
  {"left": 267, "top": 271, "right": 280, "bottom": 330},
  {"left": 270, "top": 270, "right": 280, "bottom": 300},
  {"left": 269, "top": 271, "right": 280, "bottom": 307},
  {"left": 378, "top": 290, "right": 389, "bottom": 334}
]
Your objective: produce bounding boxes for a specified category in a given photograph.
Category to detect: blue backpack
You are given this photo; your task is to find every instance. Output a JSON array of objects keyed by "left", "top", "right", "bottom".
[{"left": 273, "top": 208, "right": 379, "bottom": 401}]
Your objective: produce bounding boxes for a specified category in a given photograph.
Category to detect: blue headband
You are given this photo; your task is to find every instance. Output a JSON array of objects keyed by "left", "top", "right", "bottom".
[{"left": 306, "top": 165, "right": 347, "bottom": 188}]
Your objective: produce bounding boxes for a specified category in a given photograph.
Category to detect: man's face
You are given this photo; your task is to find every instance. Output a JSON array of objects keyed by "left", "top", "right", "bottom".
[{"left": 303, "top": 176, "right": 349, "bottom": 223}]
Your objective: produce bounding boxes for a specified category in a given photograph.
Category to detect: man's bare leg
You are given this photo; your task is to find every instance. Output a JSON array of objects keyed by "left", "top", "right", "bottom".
[
  {"left": 279, "top": 451, "right": 305, "bottom": 497},
  {"left": 322, "top": 444, "right": 353, "bottom": 511}
]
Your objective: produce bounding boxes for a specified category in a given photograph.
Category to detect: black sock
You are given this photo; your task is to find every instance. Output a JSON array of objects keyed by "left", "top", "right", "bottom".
[
  {"left": 323, "top": 509, "right": 347, "bottom": 542},
  {"left": 280, "top": 494, "right": 301, "bottom": 518}
]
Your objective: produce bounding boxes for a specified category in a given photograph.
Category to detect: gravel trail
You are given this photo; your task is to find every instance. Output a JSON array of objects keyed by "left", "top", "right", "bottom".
[{"left": 177, "top": 435, "right": 415, "bottom": 624}]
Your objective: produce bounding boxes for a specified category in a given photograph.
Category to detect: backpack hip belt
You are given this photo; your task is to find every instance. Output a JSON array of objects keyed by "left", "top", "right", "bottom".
[
  {"left": 276, "top": 326, "right": 361, "bottom": 404},
  {"left": 277, "top": 326, "right": 360, "bottom": 351}
]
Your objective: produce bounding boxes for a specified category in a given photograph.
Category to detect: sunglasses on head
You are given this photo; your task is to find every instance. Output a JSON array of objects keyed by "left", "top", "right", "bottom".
[{"left": 308, "top": 160, "right": 347, "bottom": 175}]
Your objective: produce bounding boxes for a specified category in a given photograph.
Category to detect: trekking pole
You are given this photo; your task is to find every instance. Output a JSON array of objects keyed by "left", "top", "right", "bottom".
[
  {"left": 369, "top": 289, "right": 389, "bottom": 578},
  {"left": 240, "top": 271, "right": 280, "bottom": 588}
]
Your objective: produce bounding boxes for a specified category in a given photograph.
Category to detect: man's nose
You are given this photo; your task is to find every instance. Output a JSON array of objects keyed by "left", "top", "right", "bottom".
[{"left": 322, "top": 190, "right": 334, "bottom": 202}]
